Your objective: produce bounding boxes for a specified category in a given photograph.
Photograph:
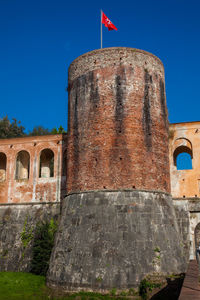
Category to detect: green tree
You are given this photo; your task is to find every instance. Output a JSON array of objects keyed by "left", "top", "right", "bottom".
[
  {"left": 0, "top": 116, "right": 66, "bottom": 138},
  {"left": 0, "top": 116, "right": 26, "bottom": 139},
  {"left": 29, "top": 126, "right": 51, "bottom": 136},
  {"left": 51, "top": 125, "right": 66, "bottom": 134},
  {"left": 51, "top": 127, "right": 58, "bottom": 134}
]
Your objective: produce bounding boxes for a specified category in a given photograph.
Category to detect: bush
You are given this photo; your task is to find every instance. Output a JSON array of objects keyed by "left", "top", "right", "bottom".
[
  {"left": 139, "top": 278, "right": 161, "bottom": 300},
  {"left": 30, "top": 218, "right": 58, "bottom": 276}
]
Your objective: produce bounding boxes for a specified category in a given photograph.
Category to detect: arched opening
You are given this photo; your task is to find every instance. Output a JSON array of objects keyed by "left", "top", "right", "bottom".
[
  {"left": 176, "top": 152, "right": 192, "bottom": 170},
  {"left": 194, "top": 222, "right": 200, "bottom": 262},
  {"left": 173, "top": 138, "right": 193, "bottom": 170},
  {"left": 39, "top": 149, "right": 54, "bottom": 178},
  {"left": 15, "top": 151, "right": 30, "bottom": 180},
  {"left": 195, "top": 223, "right": 200, "bottom": 249},
  {"left": 0, "top": 152, "right": 7, "bottom": 182}
]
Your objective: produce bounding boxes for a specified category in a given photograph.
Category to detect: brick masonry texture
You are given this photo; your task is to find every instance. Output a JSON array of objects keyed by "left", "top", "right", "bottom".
[
  {"left": 67, "top": 47, "right": 170, "bottom": 194},
  {"left": 0, "top": 134, "right": 67, "bottom": 203},
  {"left": 169, "top": 121, "right": 200, "bottom": 198},
  {"left": 47, "top": 190, "right": 186, "bottom": 291}
]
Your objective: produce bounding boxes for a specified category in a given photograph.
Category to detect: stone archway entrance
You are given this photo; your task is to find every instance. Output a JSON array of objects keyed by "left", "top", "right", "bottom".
[
  {"left": 194, "top": 222, "right": 200, "bottom": 267},
  {"left": 189, "top": 213, "right": 200, "bottom": 259},
  {"left": 194, "top": 223, "right": 200, "bottom": 264},
  {"left": 195, "top": 223, "right": 200, "bottom": 253}
]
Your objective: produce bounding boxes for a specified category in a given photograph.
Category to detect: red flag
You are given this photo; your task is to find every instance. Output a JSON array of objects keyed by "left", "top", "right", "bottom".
[{"left": 102, "top": 11, "right": 117, "bottom": 31}]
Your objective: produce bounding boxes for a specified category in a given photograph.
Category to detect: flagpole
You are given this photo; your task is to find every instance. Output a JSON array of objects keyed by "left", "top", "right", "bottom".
[{"left": 101, "top": 10, "right": 102, "bottom": 49}]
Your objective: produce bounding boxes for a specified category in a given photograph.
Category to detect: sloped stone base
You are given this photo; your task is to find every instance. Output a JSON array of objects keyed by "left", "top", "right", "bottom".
[{"left": 47, "top": 190, "right": 187, "bottom": 291}]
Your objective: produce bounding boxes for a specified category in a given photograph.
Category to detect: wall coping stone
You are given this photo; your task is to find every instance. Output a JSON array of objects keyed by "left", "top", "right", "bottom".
[
  {"left": 0, "top": 201, "right": 60, "bottom": 207},
  {"left": 65, "top": 188, "right": 171, "bottom": 197},
  {"left": 69, "top": 47, "right": 164, "bottom": 69}
]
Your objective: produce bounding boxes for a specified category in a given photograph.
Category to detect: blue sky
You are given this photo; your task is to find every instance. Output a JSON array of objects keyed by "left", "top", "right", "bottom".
[{"left": 1, "top": 0, "right": 200, "bottom": 132}]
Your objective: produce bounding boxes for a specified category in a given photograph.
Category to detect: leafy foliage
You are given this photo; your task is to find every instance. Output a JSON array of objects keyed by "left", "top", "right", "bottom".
[
  {"left": 30, "top": 218, "right": 58, "bottom": 276},
  {"left": 0, "top": 116, "right": 66, "bottom": 138},
  {"left": 29, "top": 125, "right": 66, "bottom": 136},
  {"left": 51, "top": 125, "right": 66, "bottom": 134},
  {"left": 20, "top": 217, "right": 34, "bottom": 249},
  {"left": 28, "top": 126, "right": 52, "bottom": 136},
  {"left": 139, "top": 278, "right": 162, "bottom": 300},
  {"left": 0, "top": 116, "right": 25, "bottom": 139}
]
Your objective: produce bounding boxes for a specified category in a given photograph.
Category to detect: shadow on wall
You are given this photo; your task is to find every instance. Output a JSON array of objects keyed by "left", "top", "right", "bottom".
[
  {"left": 61, "top": 138, "right": 67, "bottom": 200},
  {"left": 0, "top": 152, "right": 6, "bottom": 182},
  {"left": 149, "top": 275, "right": 184, "bottom": 300}
]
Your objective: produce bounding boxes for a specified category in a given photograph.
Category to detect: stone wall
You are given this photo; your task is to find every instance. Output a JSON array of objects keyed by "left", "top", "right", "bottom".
[
  {"left": 0, "top": 202, "right": 60, "bottom": 272},
  {"left": 47, "top": 190, "right": 186, "bottom": 291},
  {"left": 173, "top": 198, "right": 200, "bottom": 260},
  {"left": 173, "top": 200, "right": 190, "bottom": 260}
]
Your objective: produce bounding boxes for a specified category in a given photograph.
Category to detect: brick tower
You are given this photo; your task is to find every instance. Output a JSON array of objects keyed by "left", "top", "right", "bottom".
[{"left": 47, "top": 48, "right": 185, "bottom": 291}]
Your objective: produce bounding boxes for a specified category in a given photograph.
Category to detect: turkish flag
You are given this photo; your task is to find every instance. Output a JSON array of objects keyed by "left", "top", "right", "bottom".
[{"left": 102, "top": 12, "right": 117, "bottom": 31}]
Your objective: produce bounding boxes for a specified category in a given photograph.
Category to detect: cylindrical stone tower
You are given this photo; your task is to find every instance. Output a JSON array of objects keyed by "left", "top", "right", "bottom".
[{"left": 47, "top": 48, "right": 186, "bottom": 291}]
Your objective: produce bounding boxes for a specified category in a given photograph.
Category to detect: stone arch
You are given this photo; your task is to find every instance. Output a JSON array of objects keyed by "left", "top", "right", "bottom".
[
  {"left": 0, "top": 152, "right": 7, "bottom": 182},
  {"left": 195, "top": 222, "right": 200, "bottom": 249},
  {"left": 39, "top": 148, "right": 54, "bottom": 178},
  {"left": 15, "top": 150, "right": 30, "bottom": 180},
  {"left": 189, "top": 213, "right": 200, "bottom": 259},
  {"left": 173, "top": 137, "right": 193, "bottom": 168}
]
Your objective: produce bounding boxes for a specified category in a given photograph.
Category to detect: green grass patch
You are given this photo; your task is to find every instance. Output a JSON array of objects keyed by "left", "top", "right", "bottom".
[{"left": 0, "top": 272, "right": 46, "bottom": 300}]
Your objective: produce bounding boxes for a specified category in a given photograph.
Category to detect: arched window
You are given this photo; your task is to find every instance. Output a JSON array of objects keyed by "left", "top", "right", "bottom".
[
  {"left": 15, "top": 151, "right": 30, "bottom": 180},
  {"left": 173, "top": 138, "right": 193, "bottom": 170},
  {"left": 0, "top": 152, "right": 7, "bottom": 182},
  {"left": 39, "top": 149, "right": 54, "bottom": 178}
]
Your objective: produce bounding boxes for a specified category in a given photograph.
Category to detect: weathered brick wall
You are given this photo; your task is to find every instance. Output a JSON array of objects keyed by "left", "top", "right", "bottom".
[
  {"left": 67, "top": 47, "right": 170, "bottom": 194},
  {"left": 169, "top": 121, "right": 200, "bottom": 198},
  {"left": 0, "top": 134, "right": 67, "bottom": 203}
]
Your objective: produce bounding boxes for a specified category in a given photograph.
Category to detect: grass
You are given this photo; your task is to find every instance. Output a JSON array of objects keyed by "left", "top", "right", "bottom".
[
  {"left": 0, "top": 272, "right": 140, "bottom": 300},
  {"left": 0, "top": 272, "right": 46, "bottom": 300}
]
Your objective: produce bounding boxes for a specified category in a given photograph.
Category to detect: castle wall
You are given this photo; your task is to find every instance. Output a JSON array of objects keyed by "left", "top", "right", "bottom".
[
  {"left": 169, "top": 122, "right": 200, "bottom": 198},
  {"left": 173, "top": 198, "right": 200, "bottom": 260},
  {"left": 48, "top": 190, "right": 186, "bottom": 291},
  {"left": 0, "top": 202, "right": 60, "bottom": 272},
  {"left": 0, "top": 134, "right": 67, "bottom": 203}
]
